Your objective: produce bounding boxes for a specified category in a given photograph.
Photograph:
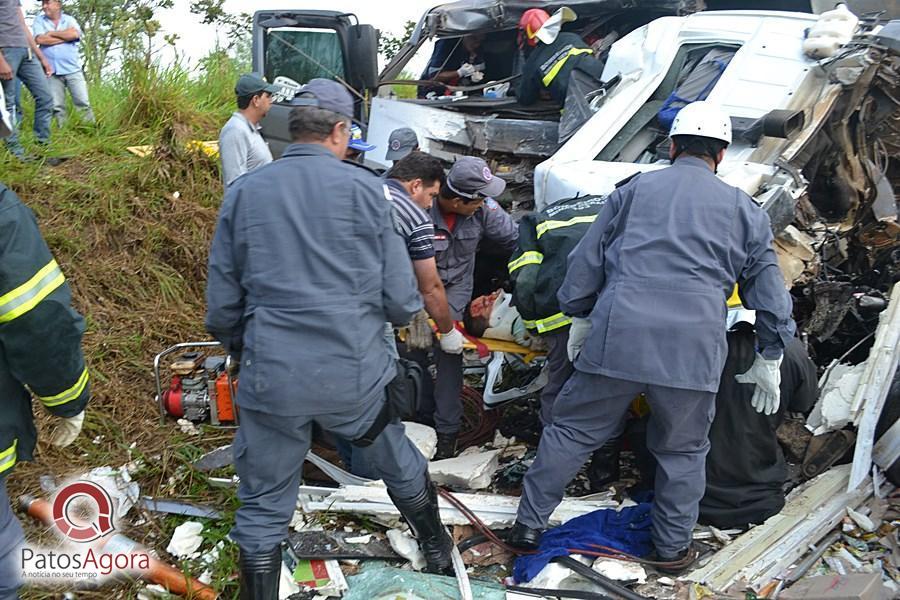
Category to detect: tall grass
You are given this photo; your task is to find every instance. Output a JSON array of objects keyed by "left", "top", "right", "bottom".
[{"left": 3, "top": 53, "right": 246, "bottom": 599}]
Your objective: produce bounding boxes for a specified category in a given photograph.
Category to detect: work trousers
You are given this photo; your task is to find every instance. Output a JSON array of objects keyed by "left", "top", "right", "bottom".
[
  {"left": 231, "top": 399, "right": 428, "bottom": 555},
  {"left": 48, "top": 71, "right": 94, "bottom": 127},
  {"left": 0, "top": 47, "right": 52, "bottom": 157},
  {"left": 517, "top": 372, "right": 716, "bottom": 556},
  {"left": 0, "top": 478, "right": 24, "bottom": 599},
  {"left": 538, "top": 327, "right": 574, "bottom": 427},
  {"left": 432, "top": 346, "right": 463, "bottom": 435}
]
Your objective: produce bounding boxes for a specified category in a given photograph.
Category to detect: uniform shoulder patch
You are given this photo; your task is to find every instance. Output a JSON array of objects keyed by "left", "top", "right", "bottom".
[
  {"left": 342, "top": 159, "right": 382, "bottom": 178},
  {"left": 614, "top": 172, "right": 641, "bottom": 188}
]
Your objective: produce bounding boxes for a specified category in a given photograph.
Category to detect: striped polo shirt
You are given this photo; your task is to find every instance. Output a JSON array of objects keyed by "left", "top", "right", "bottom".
[{"left": 384, "top": 178, "right": 435, "bottom": 261}]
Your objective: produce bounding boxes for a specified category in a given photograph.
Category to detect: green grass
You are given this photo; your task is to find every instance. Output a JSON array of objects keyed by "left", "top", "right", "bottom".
[{"left": 3, "top": 53, "right": 247, "bottom": 599}]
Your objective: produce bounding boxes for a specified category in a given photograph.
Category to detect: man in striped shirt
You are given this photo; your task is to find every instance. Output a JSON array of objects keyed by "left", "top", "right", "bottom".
[{"left": 384, "top": 151, "right": 463, "bottom": 354}]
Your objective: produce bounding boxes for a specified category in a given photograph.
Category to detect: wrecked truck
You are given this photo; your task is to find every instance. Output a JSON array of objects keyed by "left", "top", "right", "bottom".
[
  {"left": 530, "top": 8, "right": 900, "bottom": 364},
  {"left": 252, "top": 1, "right": 792, "bottom": 207}
]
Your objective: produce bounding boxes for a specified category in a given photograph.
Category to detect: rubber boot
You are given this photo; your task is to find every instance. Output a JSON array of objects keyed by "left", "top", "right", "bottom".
[
  {"left": 434, "top": 432, "right": 458, "bottom": 460},
  {"left": 238, "top": 545, "right": 281, "bottom": 600},
  {"left": 586, "top": 435, "right": 622, "bottom": 492},
  {"left": 387, "top": 474, "right": 454, "bottom": 575}
]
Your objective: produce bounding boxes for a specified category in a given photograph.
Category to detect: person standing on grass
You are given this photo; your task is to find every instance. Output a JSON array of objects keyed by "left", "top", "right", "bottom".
[
  {"left": 32, "top": 0, "right": 95, "bottom": 127},
  {"left": 0, "top": 0, "right": 55, "bottom": 162},
  {"left": 218, "top": 73, "right": 277, "bottom": 187}
]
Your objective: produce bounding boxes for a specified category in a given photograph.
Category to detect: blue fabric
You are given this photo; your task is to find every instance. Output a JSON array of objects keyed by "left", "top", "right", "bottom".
[
  {"left": 513, "top": 502, "right": 654, "bottom": 583},
  {"left": 32, "top": 13, "right": 83, "bottom": 76}
]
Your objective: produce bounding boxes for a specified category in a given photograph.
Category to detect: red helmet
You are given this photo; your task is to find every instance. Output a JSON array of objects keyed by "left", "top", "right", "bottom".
[{"left": 518, "top": 8, "right": 550, "bottom": 48}]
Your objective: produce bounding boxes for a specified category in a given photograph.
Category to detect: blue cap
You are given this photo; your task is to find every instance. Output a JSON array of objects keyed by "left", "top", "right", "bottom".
[{"left": 348, "top": 124, "right": 376, "bottom": 152}]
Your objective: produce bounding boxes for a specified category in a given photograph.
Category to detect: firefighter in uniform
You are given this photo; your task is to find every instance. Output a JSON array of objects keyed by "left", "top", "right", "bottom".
[
  {"left": 515, "top": 8, "right": 604, "bottom": 107},
  {"left": 508, "top": 194, "right": 624, "bottom": 490},
  {"left": 0, "top": 183, "right": 90, "bottom": 598},
  {"left": 206, "top": 79, "right": 453, "bottom": 599},
  {"left": 427, "top": 157, "right": 518, "bottom": 459},
  {"left": 507, "top": 101, "right": 795, "bottom": 573}
]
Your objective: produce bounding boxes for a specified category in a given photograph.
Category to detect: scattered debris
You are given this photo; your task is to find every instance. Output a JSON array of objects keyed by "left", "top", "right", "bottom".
[
  {"left": 592, "top": 557, "right": 647, "bottom": 584},
  {"left": 808, "top": 362, "right": 867, "bottom": 435},
  {"left": 192, "top": 444, "right": 233, "bottom": 472},
  {"left": 176, "top": 418, "right": 201, "bottom": 436},
  {"left": 429, "top": 449, "right": 501, "bottom": 490},
  {"left": 341, "top": 566, "right": 505, "bottom": 600},
  {"left": 780, "top": 572, "right": 888, "bottom": 599},
  {"left": 405, "top": 421, "right": 438, "bottom": 460},
  {"left": 297, "top": 484, "right": 618, "bottom": 528},
  {"left": 139, "top": 497, "right": 223, "bottom": 520},
  {"left": 166, "top": 521, "right": 204, "bottom": 560},
  {"left": 386, "top": 528, "right": 426, "bottom": 571},
  {"left": 290, "top": 558, "right": 348, "bottom": 597}
]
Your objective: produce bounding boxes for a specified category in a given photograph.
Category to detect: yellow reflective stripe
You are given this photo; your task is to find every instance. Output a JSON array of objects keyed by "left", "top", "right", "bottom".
[
  {"left": 508, "top": 251, "right": 544, "bottom": 273},
  {"left": 0, "top": 259, "right": 65, "bottom": 324},
  {"left": 0, "top": 440, "right": 17, "bottom": 475},
  {"left": 726, "top": 284, "right": 741, "bottom": 308},
  {"left": 534, "top": 312, "right": 572, "bottom": 333},
  {"left": 536, "top": 215, "right": 598, "bottom": 239},
  {"left": 542, "top": 47, "right": 593, "bottom": 87},
  {"left": 38, "top": 366, "right": 89, "bottom": 408},
  {"left": 522, "top": 318, "right": 537, "bottom": 330}
]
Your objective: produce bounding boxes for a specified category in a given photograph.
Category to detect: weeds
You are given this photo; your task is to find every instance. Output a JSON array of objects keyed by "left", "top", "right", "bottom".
[{"left": 3, "top": 53, "right": 245, "bottom": 599}]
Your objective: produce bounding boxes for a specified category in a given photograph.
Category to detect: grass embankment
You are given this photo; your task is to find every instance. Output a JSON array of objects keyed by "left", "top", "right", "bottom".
[{"left": 4, "top": 55, "right": 246, "bottom": 598}]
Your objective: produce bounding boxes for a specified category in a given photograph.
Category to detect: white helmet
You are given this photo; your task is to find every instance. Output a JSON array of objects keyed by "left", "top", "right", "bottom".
[{"left": 669, "top": 101, "right": 732, "bottom": 144}]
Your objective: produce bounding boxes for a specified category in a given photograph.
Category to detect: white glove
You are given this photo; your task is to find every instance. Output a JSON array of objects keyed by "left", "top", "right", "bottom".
[
  {"left": 735, "top": 353, "right": 783, "bottom": 415},
  {"left": 456, "top": 63, "right": 477, "bottom": 78},
  {"left": 470, "top": 70, "right": 484, "bottom": 83},
  {"left": 566, "top": 317, "right": 591, "bottom": 362},
  {"left": 49, "top": 411, "right": 85, "bottom": 448},
  {"left": 439, "top": 327, "right": 465, "bottom": 354}
]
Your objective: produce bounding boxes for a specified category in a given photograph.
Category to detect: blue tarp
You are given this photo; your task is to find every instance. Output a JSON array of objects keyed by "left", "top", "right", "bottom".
[{"left": 513, "top": 502, "right": 654, "bottom": 583}]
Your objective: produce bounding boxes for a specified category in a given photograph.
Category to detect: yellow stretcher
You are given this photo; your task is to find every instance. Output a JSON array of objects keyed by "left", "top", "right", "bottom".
[{"left": 434, "top": 324, "right": 548, "bottom": 410}]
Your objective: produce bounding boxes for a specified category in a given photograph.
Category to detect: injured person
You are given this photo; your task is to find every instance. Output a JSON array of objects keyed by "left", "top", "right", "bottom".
[{"left": 462, "top": 289, "right": 546, "bottom": 351}]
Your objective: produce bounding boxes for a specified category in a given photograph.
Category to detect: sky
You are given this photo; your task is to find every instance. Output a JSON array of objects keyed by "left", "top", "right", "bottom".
[
  {"left": 23, "top": 0, "right": 439, "bottom": 70},
  {"left": 155, "top": 0, "right": 439, "bottom": 68}
]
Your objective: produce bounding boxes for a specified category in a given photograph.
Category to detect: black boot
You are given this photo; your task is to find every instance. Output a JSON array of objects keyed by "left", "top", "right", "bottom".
[
  {"left": 586, "top": 436, "right": 622, "bottom": 492},
  {"left": 434, "top": 432, "right": 458, "bottom": 460},
  {"left": 388, "top": 474, "right": 454, "bottom": 575},
  {"left": 239, "top": 545, "right": 282, "bottom": 600},
  {"left": 645, "top": 544, "right": 698, "bottom": 575},
  {"left": 507, "top": 521, "right": 543, "bottom": 551}
]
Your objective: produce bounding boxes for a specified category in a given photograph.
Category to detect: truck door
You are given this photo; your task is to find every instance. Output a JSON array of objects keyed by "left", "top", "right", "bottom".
[{"left": 251, "top": 11, "right": 377, "bottom": 158}]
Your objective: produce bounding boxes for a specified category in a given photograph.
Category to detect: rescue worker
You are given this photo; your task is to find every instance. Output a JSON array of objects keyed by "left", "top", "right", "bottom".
[
  {"left": 507, "top": 194, "right": 623, "bottom": 490},
  {"left": 0, "top": 81, "right": 90, "bottom": 595},
  {"left": 418, "top": 34, "right": 486, "bottom": 98},
  {"left": 385, "top": 127, "right": 420, "bottom": 164},
  {"left": 507, "top": 101, "right": 795, "bottom": 574},
  {"left": 426, "top": 157, "right": 518, "bottom": 458},
  {"left": 206, "top": 79, "right": 453, "bottom": 599},
  {"left": 515, "top": 8, "right": 603, "bottom": 107},
  {"left": 344, "top": 123, "right": 375, "bottom": 164}
]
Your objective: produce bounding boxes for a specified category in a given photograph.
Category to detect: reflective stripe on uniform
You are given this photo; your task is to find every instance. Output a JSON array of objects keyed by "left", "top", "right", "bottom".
[
  {"left": 508, "top": 251, "right": 544, "bottom": 273},
  {"left": 0, "top": 440, "right": 17, "bottom": 475},
  {"left": 0, "top": 259, "right": 65, "bottom": 324},
  {"left": 541, "top": 47, "right": 593, "bottom": 87},
  {"left": 38, "top": 366, "right": 89, "bottom": 408},
  {"left": 535, "top": 215, "right": 598, "bottom": 239},
  {"left": 533, "top": 312, "right": 572, "bottom": 333}
]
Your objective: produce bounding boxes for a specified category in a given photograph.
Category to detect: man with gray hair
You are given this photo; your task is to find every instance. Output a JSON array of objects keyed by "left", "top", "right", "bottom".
[{"left": 206, "top": 78, "right": 454, "bottom": 599}]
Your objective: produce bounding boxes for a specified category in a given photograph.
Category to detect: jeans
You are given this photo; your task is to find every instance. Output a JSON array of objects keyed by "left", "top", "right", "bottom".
[
  {"left": 48, "top": 70, "right": 94, "bottom": 126},
  {"left": 0, "top": 47, "right": 52, "bottom": 156}
]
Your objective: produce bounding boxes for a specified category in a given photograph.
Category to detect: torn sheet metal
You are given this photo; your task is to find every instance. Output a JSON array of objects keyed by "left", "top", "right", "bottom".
[
  {"left": 685, "top": 465, "right": 872, "bottom": 594},
  {"left": 297, "top": 484, "right": 618, "bottom": 528},
  {"left": 287, "top": 530, "right": 399, "bottom": 560},
  {"left": 139, "top": 497, "right": 223, "bottom": 520},
  {"left": 849, "top": 282, "right": 900, "bottom": 491}
]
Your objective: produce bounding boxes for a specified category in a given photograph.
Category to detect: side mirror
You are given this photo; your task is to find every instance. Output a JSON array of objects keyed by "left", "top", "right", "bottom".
[{"left": 348, "top": 24, "right": 379, "bottom": 91}]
